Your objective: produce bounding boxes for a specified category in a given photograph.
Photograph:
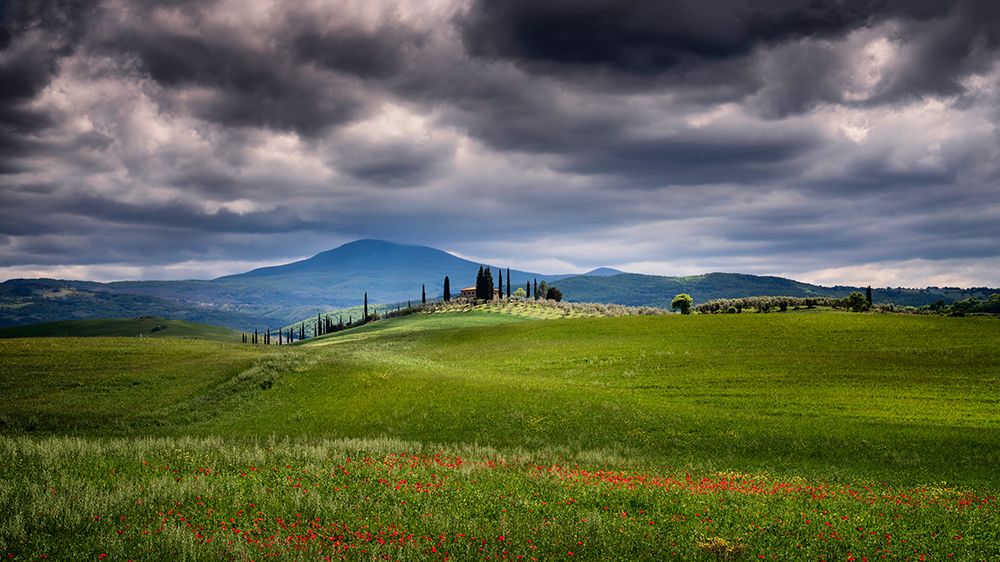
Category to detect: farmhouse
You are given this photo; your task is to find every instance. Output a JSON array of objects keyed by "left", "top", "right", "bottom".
[{"left": 460, "top": 286, "right": 501, "bottom": 300}]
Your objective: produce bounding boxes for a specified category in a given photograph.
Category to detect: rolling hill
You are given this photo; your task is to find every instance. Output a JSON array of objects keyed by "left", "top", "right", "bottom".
[
  {"left": 3, "top": 310, "right": 1000, "bottom": 559},
  {"left": 1, "top": 239, "right": 996, "bottom": 330},
  {"left": 0, "top": 317, "right": 241, "bottom": 341}
]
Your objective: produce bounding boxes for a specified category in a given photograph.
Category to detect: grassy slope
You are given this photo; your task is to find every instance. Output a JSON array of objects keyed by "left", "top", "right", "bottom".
[
  {"left": 5, "top": 311, "right": 995, "bottom": 483},
  {"left": 2, "top": 311, "right": 1000, "bottom": 560},
  {"left": 0, "top": 317, "right": 242, "bottom": 341},
  {"left": 0, "top": 338, "right": 267, "bottom": 432},
  {"left": 185, "top": 312, "right": 998, "bottom": 486}
]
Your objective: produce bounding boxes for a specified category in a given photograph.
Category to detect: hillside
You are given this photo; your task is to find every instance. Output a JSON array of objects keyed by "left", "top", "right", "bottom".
[
  {"left": 2, "top": 239, "right": 996, "bottom": 330},
  {"left": 0, "top": 317, "right": 241, "bottom": 342},
  {"left": 2, "top": 311, "right": 1000, "bottom": 559}
]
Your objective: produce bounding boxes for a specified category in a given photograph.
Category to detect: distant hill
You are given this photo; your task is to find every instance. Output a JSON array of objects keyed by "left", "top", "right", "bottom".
[
  {"left": 583, "top": 267, "right": 627, "bottom": 277},
  {"left": 0, "top": 241, "right": 543, "bottom": 330},
  {"left": 0, "top": 317, "right": 241, "bottom": 341},
  {"left": 1, "top": 239, "right": 996, "bottom": 330},
  {"left": 552, "top": 272, "right": 997, "bottom": 309}
]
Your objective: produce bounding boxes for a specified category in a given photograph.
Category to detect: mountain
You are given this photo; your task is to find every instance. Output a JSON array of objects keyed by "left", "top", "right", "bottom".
[
  {"left": 0, "top": 240, "right": 544, "bottom": 330},
  {"left": 210, "top": 239, "right": 542, "bottom": 304},
  {"left": 1, "top": 239, "right": 996, "bottom": 330},
  {"left": 583, "top": 267, "right": 626, "bottom": 277}
]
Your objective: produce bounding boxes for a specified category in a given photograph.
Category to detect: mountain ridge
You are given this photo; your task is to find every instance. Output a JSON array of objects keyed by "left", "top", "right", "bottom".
[{"left": 1, "top": 239, "right": 996, "bottom": 330}]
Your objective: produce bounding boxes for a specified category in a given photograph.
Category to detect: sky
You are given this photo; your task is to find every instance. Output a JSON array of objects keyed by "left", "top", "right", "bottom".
[{"left": 1, "top": 0, "right": 999, "bottom": 287}]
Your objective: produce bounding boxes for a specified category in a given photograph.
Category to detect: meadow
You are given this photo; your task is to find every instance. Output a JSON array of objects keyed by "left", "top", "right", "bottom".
[{"left": 1, "top": 310, "right": 999, "bottom": 560}]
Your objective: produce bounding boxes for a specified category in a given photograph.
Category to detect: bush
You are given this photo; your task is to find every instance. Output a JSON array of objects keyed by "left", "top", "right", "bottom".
[{"left": 671, "top": 294, "right": 693, "bottom": 314}]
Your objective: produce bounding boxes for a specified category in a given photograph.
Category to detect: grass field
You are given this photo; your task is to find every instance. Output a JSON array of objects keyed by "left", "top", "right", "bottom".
[
  {"left": 0, "top": 317, "right": 242, "bottom": 342},
  {"left": 1, "top": 311, "right": 999, "bottom": 560}
]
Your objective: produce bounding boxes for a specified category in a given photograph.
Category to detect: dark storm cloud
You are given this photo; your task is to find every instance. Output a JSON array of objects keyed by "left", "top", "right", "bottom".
[
  {"left": 460, "top": 0, "right": 886, "bottom": 73},
  {"left": 458, "top": 0, "right": 999, "bottom": 111},
  {"left": 0, "top": 0, "right": 97, "bottom": 166},
  {"left": 1, "top": 0, "right": 999, "bottom": 285},
  {"left": 94, "top": 24, "right": 367, "bottom": 136}
]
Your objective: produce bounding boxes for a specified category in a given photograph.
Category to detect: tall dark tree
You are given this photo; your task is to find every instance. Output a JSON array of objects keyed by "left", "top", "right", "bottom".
[
  {"left": 443, "top": 276, "right": 451, "bottom": 302},
  {"left": 865, "top": 285, "right": 873, "bottom": 306},
  {"left": 476, "top": 266, "right": 490, "bottom": 300},
  {"left": 506, "top": 268, "right": 511, "bottom": 299},
  {"left": 422, "top": 284, "right": 426, "bottom": 304},
  {"left": 533, "top": 279, "right": 538, "bottom": 300},
  {"left": 254, "top": 328, "right": 258, "bottom": 344},
  {"left": 364, "top": 292, "right": 369, "bottom": 321},
  {"left": 497, "top": 269, "right": 503, "bottom": 299},
  {"left": 526, "top": 281, "right": 530, "bottom": 299}
]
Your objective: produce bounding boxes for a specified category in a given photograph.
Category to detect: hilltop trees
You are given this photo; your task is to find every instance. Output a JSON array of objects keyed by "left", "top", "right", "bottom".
[
  {"left": 475, "top": 266, "right": 494, "bottom": 300},
  {"left": 443, "top": 276, "right": 451, "bottom": 302},
  {"left": 671, "top": 293, "right": 693, "bottom": 314}
]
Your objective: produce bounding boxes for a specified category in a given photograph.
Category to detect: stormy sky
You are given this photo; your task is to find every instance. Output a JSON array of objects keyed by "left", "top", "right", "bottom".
[{"left": 1, "top": 0, "right": 999, "bottom": 287}]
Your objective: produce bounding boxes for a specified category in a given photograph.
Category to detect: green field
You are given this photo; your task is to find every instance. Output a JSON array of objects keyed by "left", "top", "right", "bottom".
[
  {"left": 0, "top": 317, "right": 242, "bottom": 342},
  {"left": 1, "top": 311, "right": 999, "bottom": 560}
]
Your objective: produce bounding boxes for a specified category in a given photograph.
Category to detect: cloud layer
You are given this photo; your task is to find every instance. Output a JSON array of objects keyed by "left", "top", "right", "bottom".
[{"left": 1, "top": 0, "right": 999, "bottom": 286}]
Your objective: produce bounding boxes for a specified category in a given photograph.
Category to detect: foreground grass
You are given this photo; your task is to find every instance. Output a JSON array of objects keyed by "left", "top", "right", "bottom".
[
  {"left": 2, "top": 436, "right": 997, "bottom": 561},
  {"left": 2, "top": 311, "right": 999, "bottom": 559}
]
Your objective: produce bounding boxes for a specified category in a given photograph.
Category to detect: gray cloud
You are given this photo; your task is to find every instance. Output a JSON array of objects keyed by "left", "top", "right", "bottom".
[{"left": 0, "top": 0, "right": 999, "bottom": 286}]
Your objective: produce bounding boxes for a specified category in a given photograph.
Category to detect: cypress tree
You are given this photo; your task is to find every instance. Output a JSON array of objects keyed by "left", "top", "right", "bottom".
[
  {"left": 506, "top": 268, "right": 511, "bottom": 299},
  {"left": 266, "top": 328, "right": 270, "bottom": 345},
  {"left": 533, "top": 279, "right": 538, "bottom": 300},
  {"left": 422, "top": 284, "right": 426, "bottom": 304},
  {"left": 278, "top": 330, "right": 282, "bottom": 345},
  {"left": 364, "top": 292, "right": 368, "bottom": 321},
  {"left": 526, "top": 281, "right": 530, "bottom": 298},
  {"left": 475, "top": 266, "right": 485, "bottom": 300},
  {"left": 254, "top": 328, "right": 258, "bottom": 344},
  {"left": 498, "top": 270, "right": 503, "bottom": 300},
  {"left": 443, "top": 276, "right": 451, "bottom": 302},
  {"left": 865, "top": 285, "right": 873, "bottom": 306}
]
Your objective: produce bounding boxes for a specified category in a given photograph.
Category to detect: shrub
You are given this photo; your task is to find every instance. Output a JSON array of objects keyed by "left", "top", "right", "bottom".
[{"left": 671, "top": 294, "right": 693, "bottom": 314}]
